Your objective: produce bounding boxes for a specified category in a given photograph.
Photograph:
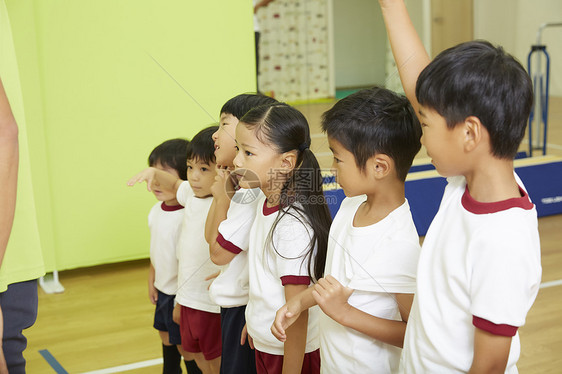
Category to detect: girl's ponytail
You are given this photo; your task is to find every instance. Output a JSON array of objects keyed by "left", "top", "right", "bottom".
[{"left": 286, "top": 146, "right": 331, "bottom": 281}]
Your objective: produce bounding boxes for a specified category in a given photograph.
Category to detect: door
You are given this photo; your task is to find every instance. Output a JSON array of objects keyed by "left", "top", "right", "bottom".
[{"left": 431, "top": 0, "right": 473, "bottom": 57}]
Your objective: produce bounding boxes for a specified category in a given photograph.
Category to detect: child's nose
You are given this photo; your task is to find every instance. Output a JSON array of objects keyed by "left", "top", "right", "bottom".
[{"left": 233, "top": 152, "right": 242, "bottom": 168}]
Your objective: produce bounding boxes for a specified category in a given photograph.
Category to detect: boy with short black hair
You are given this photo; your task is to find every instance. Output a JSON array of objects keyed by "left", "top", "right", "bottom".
[
  {"left": 145, "top": 138, "right": 202, "bottom": 374},
  {"left": 272, "top": 86, "right": 422, "bottom": 373},
  {"left": 129, "top": 126, "right": 222, "bottom": 374},
  {"left": 378, "top": 0, "right": 542, "bottom": 372}
]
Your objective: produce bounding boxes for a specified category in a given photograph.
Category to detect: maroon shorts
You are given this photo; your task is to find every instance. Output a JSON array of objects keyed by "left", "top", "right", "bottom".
[
  {"left": 180, "top": 306, "right": 222, "bottom": 360},
  {"left": 255, "top": 349, "right": 320, "bottom": 374}
]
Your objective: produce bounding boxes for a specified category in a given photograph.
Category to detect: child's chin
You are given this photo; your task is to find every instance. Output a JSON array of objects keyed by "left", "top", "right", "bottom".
[{"left": 238, "top": 180, "right": 256, "bottom": 190}]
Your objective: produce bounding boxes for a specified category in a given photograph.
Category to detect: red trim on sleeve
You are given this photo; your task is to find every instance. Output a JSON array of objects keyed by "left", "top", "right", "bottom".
[
  {"left": 161, "top": 202, "right": 184, "bottom": 212},
  {"left": 462, "top": 185, "right": 534, "bottom": 214},
  {"left": 280, "top": 275, "right": 310, "bottom": 286},
  {"left": 473, "top": 316, "right": 518, "bottom": 337},
  {"left": 216, "top": 233, "right": 243, "bottom": 254}
]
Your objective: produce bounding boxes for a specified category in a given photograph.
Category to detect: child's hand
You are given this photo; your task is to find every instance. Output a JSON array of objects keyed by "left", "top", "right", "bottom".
[
  {"left": 240, "top": 323, "right": 254, "bottom": 349},
  {"left": 210, "top": 167, "right": 235, "bottom": 203},
  {"left": 148, "top": 283, "right": 158, "bottom": 305},
  {"left": 127, "top": 167, "right": 158, "bottom": 192},
  {"left": 271, "top": 299, "right": 302, "bottom": 342},
  {"left": 173, "top": 303, "right": 181, "bottom": 325},
  {"left": 312, "top": 275, "right": 354, "bottom": 324},
  {"left": 205, "top": 270, "right": 221, "bottom": 290}
]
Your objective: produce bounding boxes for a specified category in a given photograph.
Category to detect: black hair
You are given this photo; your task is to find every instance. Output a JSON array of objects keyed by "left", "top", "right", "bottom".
[
  {"left": 148, "top": 138, "right": 190, "bottom": 180},
  {"left": 322, "top": 87, "right": 421, "bottom": 181},
  {"left": 186, "top": 125, "right": 219, "bottom": 165},
  {"left": 240, "top": 103, "right": 332, "bottom": 282},
  {"left": 220, "top": 93, "right": 278, "bottom": 119},
  {"left": 416, "top": 40, "right": 533, "bottom": 159}
]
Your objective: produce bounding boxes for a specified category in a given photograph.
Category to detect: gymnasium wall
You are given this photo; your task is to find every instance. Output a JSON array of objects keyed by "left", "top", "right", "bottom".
[
  {"left": 474, "top": 0, "right": 562, "bottom": 97},
  {"left": 3, "top": 0, "right": 257, "bottom": 272},
  {"left": 332, "top": 0, "right": 387, "bottom": 88}
]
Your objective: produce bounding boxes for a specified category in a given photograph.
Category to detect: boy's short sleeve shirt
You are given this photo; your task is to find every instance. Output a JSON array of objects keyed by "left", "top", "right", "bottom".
[
  {"left": 320, "top": 196, "right": 420, "bottom": 373},
  {"left": 209, "top": 188, "right": 263, "bottom": 308},
  {"left": 148, "top": 201, "right": 184, "bottom": 295},
  {"left": 175, "top": 181, "right": 222, "bottom": 313},
  {"left": 401, "top": 175, "right": 542, "bottom": 373}
]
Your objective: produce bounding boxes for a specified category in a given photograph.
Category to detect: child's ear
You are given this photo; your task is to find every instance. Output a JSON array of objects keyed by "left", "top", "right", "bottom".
[
  {"left": 369, "top": 154, "right": 392, "bottom": 179},
  {"left": 279, "top": 150, "right": 298, "bottom": 173},
  {"left": 463, "top": 116, "right": 483, "bottom": 152}
]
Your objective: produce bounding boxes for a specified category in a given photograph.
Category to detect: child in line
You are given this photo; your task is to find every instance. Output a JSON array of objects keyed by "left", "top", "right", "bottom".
[
  {"left": 129, "top": 126, "right": 223, "bottom": 374},
  {"left": 204, "top": 93, "right": 278, "bottom": 374},
  {"left": 145, "top": 138, "right": 201, "bottom": 374},
  {"left": 272, "top": 87, "right": 422, "bottom": 373},
  {"left": 234, "top": 103, "right": 332, "bottom": 374},
  {"left": 379, "top": 0, "right": 542, "bottom": 372}
]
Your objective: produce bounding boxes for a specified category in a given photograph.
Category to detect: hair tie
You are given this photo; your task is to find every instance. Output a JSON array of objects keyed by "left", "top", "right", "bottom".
[{"left": 298, "top": 143, "right": 309, "bottom": 152}]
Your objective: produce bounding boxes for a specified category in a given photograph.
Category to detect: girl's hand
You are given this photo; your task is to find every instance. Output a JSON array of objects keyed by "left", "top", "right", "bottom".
[
  {"left": 148, "top": 283, "right": 158, "bottom": 305},
  {"left": 241, "top": 323, "right": 254, "bottom": 349},
  {"left": 173, "top": 304, "right": 181, "bottom": 325},
  {"left": 271, "top": 302, "right": 302, "bottom": 342},
  {"left": 127, "top": 167, "right": 157, "bottom": 192},
  {"left": 312, "top": 275, "right": 354, "bottom": 324}
]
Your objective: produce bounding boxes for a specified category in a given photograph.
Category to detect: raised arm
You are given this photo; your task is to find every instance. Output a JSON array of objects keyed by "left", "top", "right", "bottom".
[
  {"left": 127, "top": 167, "right": 182, "bottom": 195},
  {"left": 205, "top": 168, "right": 237, "bottom": 265},
  {"left": 378, "top": 0, "right": 430, "bottom": 112},
  {"left": 312, "top": 275, "right": 413, "bottom": 348},
  {"left": 0, "top": 77, "right": 18, "bottom": 267}
]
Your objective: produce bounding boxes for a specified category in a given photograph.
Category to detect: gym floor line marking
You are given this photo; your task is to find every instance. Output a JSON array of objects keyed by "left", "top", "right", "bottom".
[
  {"left": 39, "top": 350, "right": 68, "bottom": 374},
  {"left": 540, "top": 279, "right": 562, "bottom": 289},
  {"left": 80, "top": 358, "right": 162, "bottom": 374}
]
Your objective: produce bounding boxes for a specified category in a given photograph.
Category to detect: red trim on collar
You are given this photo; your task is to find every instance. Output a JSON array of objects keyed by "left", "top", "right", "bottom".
[
  {"left": 216, "top": 233, "right": 243, "bottom": 254},
  {"left": 280, "top": 275, "right": 311, "bottom": 286},
  {"left": 473, "top": 316, "right": 518, "bottom": 337},
  {"left": 461, "top": 185, "right": 534, "bottom": 214},
  {"left": 263, "top": 200, "right": 280, "bottom": 216},
  {"left": 161, "top": 202, "right": 184, "bottom": 212}
]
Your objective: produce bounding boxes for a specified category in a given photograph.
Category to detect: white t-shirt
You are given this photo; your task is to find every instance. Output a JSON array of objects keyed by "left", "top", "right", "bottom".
[
  {"left": 175, "top": 181, "right": 222, "bottom": 313},
  {"left": 148, "top": 202, "right": 184, "bottom": 295},
  {"left": 245, "top": 195, "right": 320, "bottom": 355},
  {"left": 209, "top": 188, "right": 263, "bottom": 308},
  {"left": 320, "top": 196, "right": 419, "bottom": 374},
  {"left": 401, "top": 175, "right": 542, "bottom": 373}
]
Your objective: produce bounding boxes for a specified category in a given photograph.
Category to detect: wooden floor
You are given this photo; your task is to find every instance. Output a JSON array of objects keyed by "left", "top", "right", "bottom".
[{"left": 24, "top": 97, "right": 562, "bottom": 373}]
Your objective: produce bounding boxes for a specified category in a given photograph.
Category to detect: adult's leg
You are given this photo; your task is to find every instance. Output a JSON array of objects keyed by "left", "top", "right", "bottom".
[{"left": 0, "top": 280, "right": 38, "bottom": 374}]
